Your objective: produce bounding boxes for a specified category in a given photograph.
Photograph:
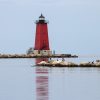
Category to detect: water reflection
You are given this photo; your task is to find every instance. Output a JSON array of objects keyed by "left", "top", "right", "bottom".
[
  {"left": 35, "top": 58, "right": 48, "bottom": 64},
  {"left": 36, "top": 58, "right": 49, "bottom": 100},
  {"left": 34, "top": 58, "right": 100, "bottom": 100}
]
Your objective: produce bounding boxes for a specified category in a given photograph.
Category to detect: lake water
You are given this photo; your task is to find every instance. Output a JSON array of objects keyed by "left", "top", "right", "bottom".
[{"left": 0, "top": 58, "right": 100, "bottom": 100}]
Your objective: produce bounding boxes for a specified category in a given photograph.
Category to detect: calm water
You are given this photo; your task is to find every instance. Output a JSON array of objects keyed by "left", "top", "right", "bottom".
[{"left": 0, "top": 58, "right": 100, "bottom": 100}]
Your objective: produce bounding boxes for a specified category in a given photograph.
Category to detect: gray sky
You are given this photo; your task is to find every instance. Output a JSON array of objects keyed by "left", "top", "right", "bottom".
[{"left": 0, "top": 0, "right": 100, "bottom": 55}]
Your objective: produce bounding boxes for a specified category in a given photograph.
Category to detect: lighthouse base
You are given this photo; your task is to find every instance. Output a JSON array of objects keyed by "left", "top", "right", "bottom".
[{"left": 34, "top": 50, "right": 52, "bottom": 56}]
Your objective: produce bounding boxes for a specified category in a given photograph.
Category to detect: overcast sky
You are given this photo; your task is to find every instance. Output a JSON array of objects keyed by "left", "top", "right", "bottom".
[{"left": 0, "top": 0, "right": 100, "bottom": 55}]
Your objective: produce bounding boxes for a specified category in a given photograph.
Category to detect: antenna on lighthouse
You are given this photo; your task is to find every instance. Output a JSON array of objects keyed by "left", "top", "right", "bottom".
[{"left": 35, "top": 14, "right": 49, "bottom": 24}]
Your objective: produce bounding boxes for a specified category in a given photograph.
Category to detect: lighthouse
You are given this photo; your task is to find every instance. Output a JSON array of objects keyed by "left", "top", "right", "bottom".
[{"left": 34, "top": 14, "right": 51, "bottom": 55}]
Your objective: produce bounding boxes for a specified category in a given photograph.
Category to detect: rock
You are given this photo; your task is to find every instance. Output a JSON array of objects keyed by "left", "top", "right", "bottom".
[
  {"left": 38, "top": 61, "right": 48, "bottom": 64},
  {"left": 80, "top": 62, "right": 94, "bottom": 67}
]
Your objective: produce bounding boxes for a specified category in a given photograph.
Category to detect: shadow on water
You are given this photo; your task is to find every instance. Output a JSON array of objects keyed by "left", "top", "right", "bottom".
[{"left": 35, "top": 58, "right": 49, "bottom": 100}]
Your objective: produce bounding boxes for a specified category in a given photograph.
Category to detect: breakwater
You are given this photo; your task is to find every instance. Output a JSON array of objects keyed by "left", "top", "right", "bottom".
[
  {"left": 0, "top": 54, "right": 78, "bottom": 58},
  {"left": 36, "top": 60, "right": 100, "bottom": 67}
]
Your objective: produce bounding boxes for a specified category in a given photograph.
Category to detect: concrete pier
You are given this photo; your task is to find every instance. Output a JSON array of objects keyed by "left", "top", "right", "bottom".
[{"left": 0, "top": 54, "right": 78, "bottom": 58}]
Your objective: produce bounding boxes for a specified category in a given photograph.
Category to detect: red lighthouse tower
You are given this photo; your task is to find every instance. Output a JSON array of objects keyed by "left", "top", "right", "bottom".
[{"left": 34, "top": 14, "right": 51, "bottom": 55}]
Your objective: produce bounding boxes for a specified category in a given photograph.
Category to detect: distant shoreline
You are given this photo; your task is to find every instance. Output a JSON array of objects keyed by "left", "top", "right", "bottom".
[{"left": 0, "top": 54, "right": 78, "bottom": 58}]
